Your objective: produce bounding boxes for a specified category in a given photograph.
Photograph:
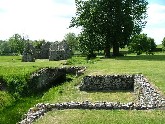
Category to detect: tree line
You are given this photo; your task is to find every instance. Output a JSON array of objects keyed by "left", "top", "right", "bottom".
[
  {"left": 0, "top": 33, "right": 79, "bottom": 56},
  {"left": 0, "top": 34, "right": 48, "bottom": 55},
  {"left": 0, "top": 31, "right": 159, "bottom": 57}
]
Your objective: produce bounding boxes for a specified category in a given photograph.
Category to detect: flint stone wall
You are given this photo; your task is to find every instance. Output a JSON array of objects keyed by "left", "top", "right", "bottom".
[
  {"left": 19, "top": 74, "right": 165, "bottom": 124},
  {"left": 80, "top": 75, "right": 134, "bottom": 91},
  {"left": 134, "top": 75, "right": 165, "bottom": 108},
  {"left": 29, "top": 66, "right": 86, "bottom": 92}
]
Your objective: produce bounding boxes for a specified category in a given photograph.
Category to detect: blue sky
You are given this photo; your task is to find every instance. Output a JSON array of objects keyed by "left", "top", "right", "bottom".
[{"left": 0, "top": 0, "right": 165, "bottom": 44}]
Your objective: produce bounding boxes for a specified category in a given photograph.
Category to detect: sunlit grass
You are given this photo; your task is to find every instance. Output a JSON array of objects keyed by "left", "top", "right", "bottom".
[
  {"left": 36, "top": 53, "right": 165, "bottom": 124},
  {"left": 35, "top": 109, "right": 165, "bottom": 124},
  {"left": 42, "top": 76, "right": 135, "bottom": 103},
  {"left": 1, "top": 53, "right": 165, "bottom": 124}
]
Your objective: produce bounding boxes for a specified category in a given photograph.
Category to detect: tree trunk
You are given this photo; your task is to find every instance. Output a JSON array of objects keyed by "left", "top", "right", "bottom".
[
  {"left": 87, "top": 50, "right": 96, "bottom": 60},
  {"left": 113, "top": 42, "right": 120, "bottom": 56},
  {"left": 104, "top": 47, "right": 110, "bottom": 58}
]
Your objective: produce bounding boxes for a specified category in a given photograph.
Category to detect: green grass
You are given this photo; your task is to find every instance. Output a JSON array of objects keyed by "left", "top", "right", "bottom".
[
  {"left": 1, "top": 53, "right": 165, "bottom": 124},
  {"left": 0, "top": 96, "right": 41, "bottom": 124},
  {"left": 0, "top": 91, "right": 15, "bottom": 111},
  {"left": 0, "top": 56, "right": 64, "bottom": 124},
  {"left": 34, "top": 109, "right": 165, "bottom": 124},
  {"left": 36, "top": 53, "right": 165, "bottom": 124},
  {"left": 41, "top": 76, "right": 135, "bottom": 103}
]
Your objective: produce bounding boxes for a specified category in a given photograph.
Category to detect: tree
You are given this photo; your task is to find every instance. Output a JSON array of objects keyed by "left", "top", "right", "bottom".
[
  {"left": 147, "top": 37, "right": 157, "bottom": 52},
  {"left": 162, "top": 37, "right": 165, "bottom": 51},
  {"left": 128, "top": 34, "right": 156, "bottom": 55},
  {"left": 32, "top": 39, "right": 46, "bottom": 49},
  {"left": 78, "top": 29, "right": 104, "bottom": 58},
  {"left": 64, "top": 33, "right": 78, "bottom": 53},
  {"left": 0, "top": 40, "right": 11, "bottom": 55},
  {"left": 8, "top": 34, "right": 25, "bottom": 54},
  {"left": 70, "top": 0, "right": 148, "bottom": 57}
]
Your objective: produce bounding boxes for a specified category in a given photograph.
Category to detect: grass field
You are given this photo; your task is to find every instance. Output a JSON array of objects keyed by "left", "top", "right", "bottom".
[
  {"left": 35, "top": 53, "right": 165, "bottom": 124},
  {"left": 1, "top": 53, "right": 165, "bottom": 124}
]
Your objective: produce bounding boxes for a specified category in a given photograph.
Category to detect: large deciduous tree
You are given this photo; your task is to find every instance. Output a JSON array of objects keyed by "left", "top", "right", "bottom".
[{"left": 70, "top": 0, "right": 148, "bottom": 57}]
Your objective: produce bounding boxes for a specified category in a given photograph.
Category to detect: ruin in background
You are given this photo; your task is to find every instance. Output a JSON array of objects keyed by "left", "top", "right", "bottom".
[
  {"left": 49, "top": 40, "right": 71, "bottom": 61},
  {"left": 35, "top": 42, "right": 51, "bottom": 59},
  {"left": 22, "top": 42, "right": 35, "bottom": 62},
  {"left": 22, "top": 40, "right": 71, "bottom": 62}
]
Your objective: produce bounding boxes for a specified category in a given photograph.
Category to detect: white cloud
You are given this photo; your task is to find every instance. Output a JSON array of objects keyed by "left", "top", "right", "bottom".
[
  {"left": 2, "top": 0, "right": 164, "bottom": 45},
  {"left": 0, "top": 0, "right": 80, "bottom": 41},
  {"left": 143, "top": 3, "right": 165, "bottom": 44}
]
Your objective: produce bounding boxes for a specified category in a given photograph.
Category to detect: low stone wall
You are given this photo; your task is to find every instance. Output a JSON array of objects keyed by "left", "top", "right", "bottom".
[
  {"left": 18, "top": 101, "right": 136, "bottom": 124},
  {"left": 19, "top": 74, "right": 165, "bottom": 124},
  {"left": 80, "top": 75, "right": 134, "bottom": 91},
  {"left": 28, "top": 66, "right": 86, "bottom": 92},
  {"left": 29, "top": 68, "right": 66, "bottom": 92},
  {"left": 134, "top": 75, "right": 165, "bottom": 108}
]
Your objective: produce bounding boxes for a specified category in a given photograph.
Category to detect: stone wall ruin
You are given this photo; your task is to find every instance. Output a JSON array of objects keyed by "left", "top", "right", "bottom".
[
  {"left": 22, "top": 43, "right": 35, "bottom": 62},
  {"left": 19, "top": 74, "right": 165, "bottom": 124},
  {"left": 22, "top": 41, "right": 72, "bottom": 62},
  {"left": 80, "top": 75, "right": 134, "bottom": 91},
  {"left": 28, "top": 66, "right": 86, "bottom": 93},
  {"left": 49, "top": 40, "right": 71, "bottom": 61},
  {"left": 35, "top": 42, "right": 51, "bottom": 59}
]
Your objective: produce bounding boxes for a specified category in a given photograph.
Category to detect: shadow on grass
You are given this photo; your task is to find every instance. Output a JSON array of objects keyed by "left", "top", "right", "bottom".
[
  {"left": 84, "top": 89, "right": 134, "bottom": 93},
  {"left": 0, "top": 95, "right": 42, "bottom": 124},
  {"left": 115, "top": 55, "right": 165, "bottom": 61}
]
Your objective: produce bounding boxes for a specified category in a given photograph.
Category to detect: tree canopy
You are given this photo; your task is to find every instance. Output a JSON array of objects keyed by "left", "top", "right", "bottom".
[{"left": 70, "top": 0, "right": 148, "bottom": 57}]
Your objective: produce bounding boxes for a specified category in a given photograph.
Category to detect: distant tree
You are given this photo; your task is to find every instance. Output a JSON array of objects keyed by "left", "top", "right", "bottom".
[
  {"left": 147, "top": 37, "right": 157, "bottom": 52},
  {"left": 128, "top": 34, "right": 156, "bottom": 55},
  {"left": 32, "top": 39, "right": 46, "bottom": 49},
  {"left": 0, "top": 41, "right": 11, "bottom": 55},
  {"left": 64, "top": 33, "right": 78, "bottom": 53},
  {"left": 8, "top": 34, "right": 25, "bottom": 54},
  {"left": 0, "top": 40, "right": 4, "bottom": 54},
  {"left": 162, "top": 37, "right": 165, "bottom": 51}
]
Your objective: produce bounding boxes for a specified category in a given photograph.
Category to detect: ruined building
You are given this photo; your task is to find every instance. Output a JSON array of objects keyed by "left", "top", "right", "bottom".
[
  {"left": 22, "top": 40, "right": 71, "bottom": 62},
  {"left": 22, "top": 43, "right": 35, "bottom": 62}
]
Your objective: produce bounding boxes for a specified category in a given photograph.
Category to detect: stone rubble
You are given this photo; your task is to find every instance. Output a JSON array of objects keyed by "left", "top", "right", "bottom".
[
  {"left": 29, "top": 66, "right": 86, "bottom": 92},
  {"left": 19, "top": 74, "right": 165, "bottom": 124},
  {"left": 134, "top": 74, "right": 165, "bottom": 109}
]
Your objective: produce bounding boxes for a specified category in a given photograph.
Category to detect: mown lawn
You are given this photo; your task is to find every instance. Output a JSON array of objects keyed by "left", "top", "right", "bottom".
[
  {"left": 1, "top": 53, "right": 165, "bottom": 124},
  {"left": 35, "top": 109, "right": 165, "bottom": 124},
  {"left": 35, "top": 53, "right": 165, "bottom": 124}
]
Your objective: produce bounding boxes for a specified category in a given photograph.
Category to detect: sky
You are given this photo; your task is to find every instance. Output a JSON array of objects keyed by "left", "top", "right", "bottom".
[{"left": 0, "top": 0, "right": 165, "bottom": 44}]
